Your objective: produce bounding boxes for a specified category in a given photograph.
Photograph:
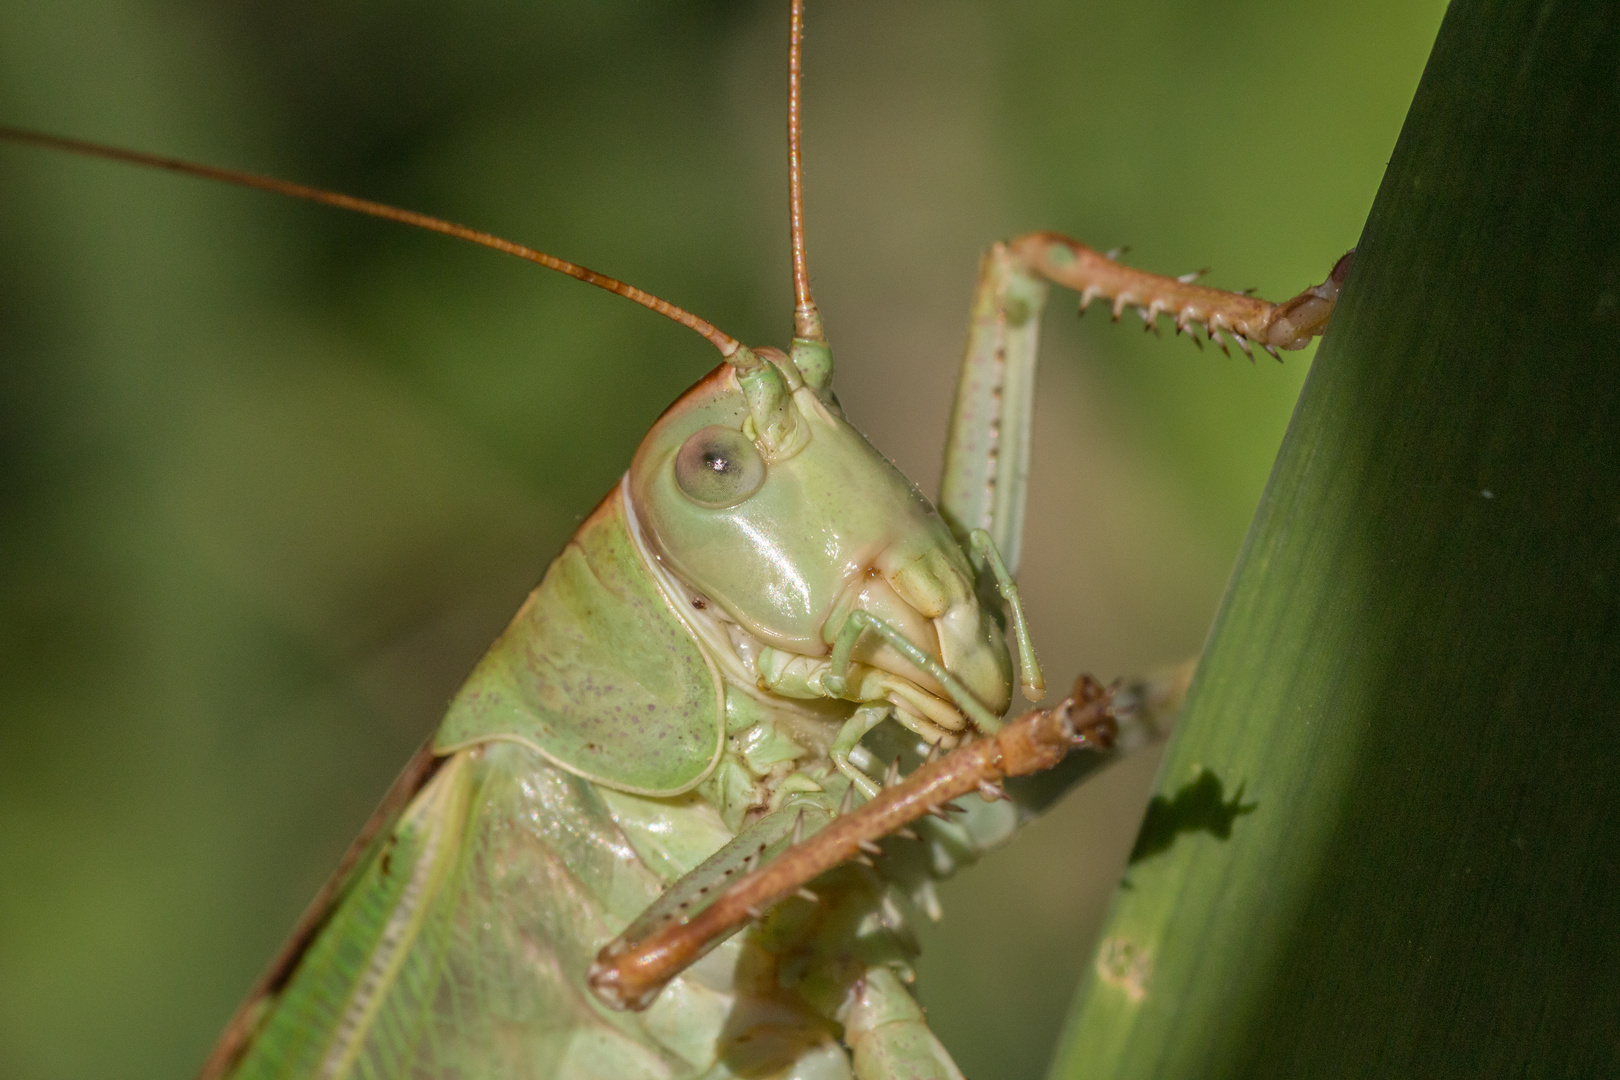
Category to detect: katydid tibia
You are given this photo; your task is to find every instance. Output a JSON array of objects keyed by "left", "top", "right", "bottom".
[{"left": 0, "top": 1, "right": 1349, "bottom": 1076}]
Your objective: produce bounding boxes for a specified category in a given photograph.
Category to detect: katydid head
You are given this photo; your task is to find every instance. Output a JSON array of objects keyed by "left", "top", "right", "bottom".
[
  {"left": 627, "top": 0, "right": 1010, "bottom": 731},
  {"left": 626, "top": 354, "right": 1015, "bottom": 727}
]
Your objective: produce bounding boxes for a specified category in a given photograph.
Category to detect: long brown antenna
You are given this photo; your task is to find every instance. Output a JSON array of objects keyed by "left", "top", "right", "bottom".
[
  {"left": 787, "top": 0, "right": 824, "bottom": 343},
  {"left": 0, "top": 124, "right": 743, "bottom": 358}
]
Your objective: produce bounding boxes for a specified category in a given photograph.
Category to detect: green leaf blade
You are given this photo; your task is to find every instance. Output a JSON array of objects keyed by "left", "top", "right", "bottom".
[{"left": 1051, "top": 1, "right": 1620, "bottom": 1076}]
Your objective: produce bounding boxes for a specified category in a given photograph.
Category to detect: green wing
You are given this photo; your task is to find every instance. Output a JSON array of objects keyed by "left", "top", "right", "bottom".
[
  {"left": 212, "top": 742, "right": 738, "bottom": 1080},
  {"left": 436, "top": 490, "right": 726, "bottom": 797}
]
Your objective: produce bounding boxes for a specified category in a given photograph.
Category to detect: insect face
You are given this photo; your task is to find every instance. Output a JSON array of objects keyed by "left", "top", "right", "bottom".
[{"left": 629, "top": 356, "right": 1014, "bottom": 725}]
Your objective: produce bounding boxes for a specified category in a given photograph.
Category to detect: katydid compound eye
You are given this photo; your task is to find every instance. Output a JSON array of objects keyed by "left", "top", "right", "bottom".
[{"left": 674, "top": 425, "right": 765, "bottom": 508}]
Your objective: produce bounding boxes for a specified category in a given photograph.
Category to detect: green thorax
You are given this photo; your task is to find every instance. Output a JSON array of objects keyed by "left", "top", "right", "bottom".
[{"left": 435, "top": 489, "right": 726, "bottom": 797}]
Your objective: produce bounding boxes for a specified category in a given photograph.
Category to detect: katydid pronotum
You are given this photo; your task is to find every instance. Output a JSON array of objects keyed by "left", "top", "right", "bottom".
[{"left": 0, "top": 0, "right": 1360, "bottom": 1075}]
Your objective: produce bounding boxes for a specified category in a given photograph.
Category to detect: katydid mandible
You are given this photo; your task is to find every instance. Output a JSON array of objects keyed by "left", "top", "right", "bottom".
[{"left": 0, "top": 3, "right": 1347, "bottom": 1077}]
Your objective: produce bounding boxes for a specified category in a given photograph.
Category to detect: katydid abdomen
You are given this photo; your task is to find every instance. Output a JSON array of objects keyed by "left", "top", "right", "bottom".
[{"left": 221, "top": 742, "right": 750, "bottom": 1080}]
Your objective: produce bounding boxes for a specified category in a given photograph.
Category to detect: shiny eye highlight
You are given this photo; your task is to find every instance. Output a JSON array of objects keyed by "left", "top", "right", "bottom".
[{"left": 674, "top": 425, "right": 765, "bottom": 508}]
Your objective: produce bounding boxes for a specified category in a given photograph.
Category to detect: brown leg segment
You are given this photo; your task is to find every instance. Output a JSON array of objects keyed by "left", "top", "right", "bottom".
[
  {"left": 588, "top": 677, "right": 1117, "bottom": 1011},
  {"left": 1010, "top": 232, "right": 1352, "bottom": 358}
]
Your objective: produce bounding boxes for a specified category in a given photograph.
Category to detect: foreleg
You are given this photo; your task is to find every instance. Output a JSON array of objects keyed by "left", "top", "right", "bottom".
[
  {"left": 935, "top": 233, "right": 1347, "bottom": 842},
  {"left": 938, "top": 233, "right": 1350, "bottom": 570}
]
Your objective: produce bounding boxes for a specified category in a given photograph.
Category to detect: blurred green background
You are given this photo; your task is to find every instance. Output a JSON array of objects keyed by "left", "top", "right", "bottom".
[{"left": 0, "top": 2, "right": 1443, "bottom": 1078}]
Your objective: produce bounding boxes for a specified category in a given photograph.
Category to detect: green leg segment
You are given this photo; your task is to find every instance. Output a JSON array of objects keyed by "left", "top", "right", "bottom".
[
  {"left": 968, "top": 528, "right": 1044, "bottom": 700},
  {"left": 844, "top": 967, "right": 965, "bottom": 1080},
  {"left": 937, "top": 244, "right": 1049, "bottom": 576},
  {"left": 825, "top": 610, "right": 1001, "bottom": 732},
  {"left": 831, "top": 705, "right": 890, "bottom": 799}
]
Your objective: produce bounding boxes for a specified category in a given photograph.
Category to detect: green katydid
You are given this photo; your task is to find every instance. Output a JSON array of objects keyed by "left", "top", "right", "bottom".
[{"left": 0, "top": 2, "right": 1353, "bottom": 1077}]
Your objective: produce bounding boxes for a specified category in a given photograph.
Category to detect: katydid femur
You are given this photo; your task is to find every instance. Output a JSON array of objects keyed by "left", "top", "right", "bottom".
[{"left": 0, "top": 1, "right": 1346, "bottom": 1077}]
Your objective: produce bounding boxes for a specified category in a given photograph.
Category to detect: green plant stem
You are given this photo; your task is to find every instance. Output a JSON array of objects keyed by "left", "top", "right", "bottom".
[{"left": 1050, "top": 1, "right": 1620, "bottom": 1076}]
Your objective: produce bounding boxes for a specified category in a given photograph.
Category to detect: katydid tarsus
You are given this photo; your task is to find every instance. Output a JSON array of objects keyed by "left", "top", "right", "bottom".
[{"left": 0, "top": 2, "right": 1354, "bottom": 1077}]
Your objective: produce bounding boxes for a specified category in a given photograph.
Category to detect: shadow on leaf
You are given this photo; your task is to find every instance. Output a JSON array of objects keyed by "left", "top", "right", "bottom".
[{"left": 1128, "top": 768, "right": 1257, "bottom": 866}]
